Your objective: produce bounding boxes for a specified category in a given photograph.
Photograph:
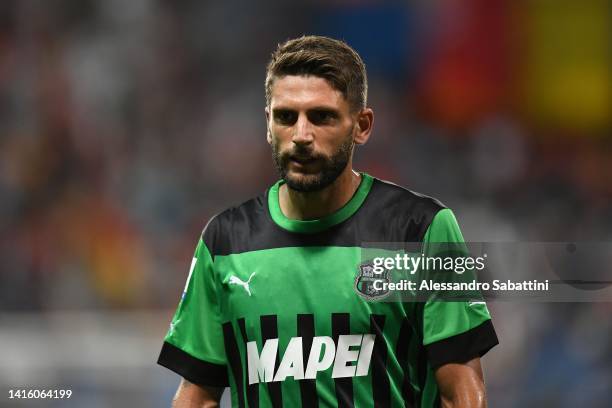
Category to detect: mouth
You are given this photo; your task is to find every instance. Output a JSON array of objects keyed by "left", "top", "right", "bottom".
[
  {"left": 287, "top": 154, "right": 321, "bottom": 172},
  {"left": 290, "top": 155, "right": 316, "bottom": 165}
]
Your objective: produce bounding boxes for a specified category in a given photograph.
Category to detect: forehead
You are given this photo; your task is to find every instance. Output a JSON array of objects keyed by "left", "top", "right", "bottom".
[{"left": 269, "top": 75, "right": 347, "bottom": 110}]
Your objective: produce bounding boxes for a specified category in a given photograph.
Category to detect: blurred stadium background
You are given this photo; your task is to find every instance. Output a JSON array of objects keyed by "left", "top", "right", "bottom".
[{"left": 0, "top": 0, "right": 610, "bottom": 406}]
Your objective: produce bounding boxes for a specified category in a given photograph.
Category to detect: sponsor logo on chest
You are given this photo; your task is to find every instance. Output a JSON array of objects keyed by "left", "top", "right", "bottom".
[{"left": 247, "top": 334, "right": 375, "bottom": 384}]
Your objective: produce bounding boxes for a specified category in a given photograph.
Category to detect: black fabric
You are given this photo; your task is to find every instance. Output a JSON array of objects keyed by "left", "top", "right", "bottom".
[
  {"left": 297, "top": 314, "right": 318, "bottom": 408},
  {"left": 395, "top": 319, "right": 416, "bottom": 408},
  {"left": 157, "top": 341, "right": 229, "bottom": 387},
  {"left": 425, "top": 319, "right": 499, "bottom": 370},
  {"left": 238, "top": 318, "right": 259, "bottom": 408},
  {"left": 223, "top": 322, "right": 245, "bottom": 407},
  {"left": 202, "top": 178, "right": 445, "bottom": 257},
  {"left": 370, "top": 314, "right": 390, "bottom": 408},
  {"left": 332, "top": 313, "right": 354, "bottom": 408},
  {"left": 260, "top": 315, "right": 283, "bottom": 408},
  {"left": 412, "top": 301, "right": 429, "bottom": 400}
]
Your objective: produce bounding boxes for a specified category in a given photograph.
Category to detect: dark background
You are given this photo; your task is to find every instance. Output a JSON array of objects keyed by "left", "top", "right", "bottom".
[{"left": 0, "top": 0, "right": 610, "bottom": 406}]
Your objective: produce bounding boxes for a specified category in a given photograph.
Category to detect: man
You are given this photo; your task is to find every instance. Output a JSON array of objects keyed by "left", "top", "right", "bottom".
[{"left": 158, "top": 35, "right": 498, "bottom": 408}]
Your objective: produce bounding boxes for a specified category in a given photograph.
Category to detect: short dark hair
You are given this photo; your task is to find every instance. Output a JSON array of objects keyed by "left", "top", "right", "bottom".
[{"left": 265, "top": 35, "right": 367, "bottom": 112}]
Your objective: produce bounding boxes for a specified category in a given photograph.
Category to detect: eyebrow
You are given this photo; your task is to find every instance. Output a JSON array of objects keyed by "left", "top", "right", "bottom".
[{"left": 272, "top": 106, "right": 340, "bottom": 114}]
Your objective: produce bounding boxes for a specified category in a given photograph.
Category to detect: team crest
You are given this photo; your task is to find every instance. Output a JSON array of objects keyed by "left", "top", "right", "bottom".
[{"left": 354, "top": 261, "right": 391, "bottom": 300}]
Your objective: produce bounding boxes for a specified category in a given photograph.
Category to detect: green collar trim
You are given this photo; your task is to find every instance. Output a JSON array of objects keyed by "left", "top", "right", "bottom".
[{"left": 268, "top": 172, "right": 373, "bottom": 234}]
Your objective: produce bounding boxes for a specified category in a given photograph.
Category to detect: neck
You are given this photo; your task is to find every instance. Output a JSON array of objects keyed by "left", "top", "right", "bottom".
[{"left": 279, "top": 167, "right": 362, "bottom": 220}]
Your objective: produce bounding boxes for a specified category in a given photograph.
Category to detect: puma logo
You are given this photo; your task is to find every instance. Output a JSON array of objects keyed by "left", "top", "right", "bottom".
[{"left": 229, "top": 272, "right": 256, "bottom": 296}]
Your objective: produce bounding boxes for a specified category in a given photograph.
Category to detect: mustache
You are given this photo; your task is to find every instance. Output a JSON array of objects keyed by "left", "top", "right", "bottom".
[{"left": 281, "top": 147, "right": 324, "bottom": 162}]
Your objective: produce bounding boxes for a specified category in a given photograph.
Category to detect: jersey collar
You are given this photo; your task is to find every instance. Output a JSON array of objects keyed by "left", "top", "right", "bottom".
[{"left": 268, "top": 172, "right": 373, "bottom": 234}]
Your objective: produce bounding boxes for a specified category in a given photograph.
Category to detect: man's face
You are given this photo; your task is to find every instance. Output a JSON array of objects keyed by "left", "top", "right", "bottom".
[{"left": 267, "top": 75, "right": 357, "bottom": 192}]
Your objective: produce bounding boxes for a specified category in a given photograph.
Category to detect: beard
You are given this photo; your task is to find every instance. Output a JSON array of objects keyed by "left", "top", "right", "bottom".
[{"left": 271, "top": 129, "right": 354, "bottom": 193}]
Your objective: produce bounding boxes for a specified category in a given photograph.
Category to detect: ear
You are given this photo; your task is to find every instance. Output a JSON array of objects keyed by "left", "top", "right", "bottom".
[
  {"left": 354, "top": 108, "right": 374, "bottom": 145},
  {"left": 265, "top": 107, "right": 272, "bottom": 144}
]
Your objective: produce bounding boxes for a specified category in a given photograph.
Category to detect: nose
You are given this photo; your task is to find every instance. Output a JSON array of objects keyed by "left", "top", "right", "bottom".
[{"left": 292, "top": 113, "right": 314, "bottom": 146}]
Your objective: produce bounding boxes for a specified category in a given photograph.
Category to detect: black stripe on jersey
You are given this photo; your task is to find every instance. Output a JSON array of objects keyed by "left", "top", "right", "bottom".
[
  {"left": 261, "top": 315, "right": 283, "bottom": 408},
  {"left": 238, "top": 318, "right": 259, "bottom": 408},
  {"left": 297, "top": 314, "right": 318, "bottom": 408},
  {"left": 157, "top": 341, "right": 229, "bottom": 387},
  {"left": 223, "top": 322, "right": 246, "bottom": 408},
  {"left": 396, "top": 319, "right": 416, "bottom": 408},
  {"left": 417, "top": 338, "right": 428, "bottom": 407},
  {"left": 332, "top": 313, "right": 354, "bottom": 408},
  {"left": 426, "top": 319, "right": 499, "bottom": 369},
  {"left": 370, "top": 314, "right": 390, "bottom": 408},
  {"left": 202, "top": 178, "right": 445, "bottom": 257},
  {"left": 413, "top": 302, "right": 429, "bottom": 407}
]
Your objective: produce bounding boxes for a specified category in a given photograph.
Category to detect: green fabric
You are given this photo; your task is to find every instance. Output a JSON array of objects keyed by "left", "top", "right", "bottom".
[
  {"left": 165, "top": 239, "right": 226, "bottom": 364},
  {"left": 421, "top": 209, "right": 492, "bottom": 346},
  {"left": 268, "top": 172, "right": 374, "bottom": 233},
  {"left": 164, "top": 207, "right": 493, "bottom": 407},
  {"left": 215, "top": 247, "right": 388, "bottom": 407}
]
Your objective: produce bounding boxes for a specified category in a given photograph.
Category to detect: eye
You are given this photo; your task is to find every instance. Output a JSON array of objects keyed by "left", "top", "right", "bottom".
[
  {"left": 308, "top": 109, "right": 337, "bottom": 125},
  {"left": 273, "top": 110, "right": 297, "bottom": 125}
]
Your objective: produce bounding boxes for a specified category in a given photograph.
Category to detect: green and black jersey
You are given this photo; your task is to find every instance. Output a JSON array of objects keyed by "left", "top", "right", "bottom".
[{"left": 158, "top": 172, "right": 498, "bottom": 408}]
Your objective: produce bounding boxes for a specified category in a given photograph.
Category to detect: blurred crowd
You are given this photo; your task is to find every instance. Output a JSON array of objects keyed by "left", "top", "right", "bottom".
[{"left": 0, "top": 0, "right": 610, "bottom": 406}]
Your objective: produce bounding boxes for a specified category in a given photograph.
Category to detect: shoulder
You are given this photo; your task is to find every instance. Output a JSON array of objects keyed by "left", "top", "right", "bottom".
[
  {"left": 368, "top": 176, "right": 447, "bottom": 216},
  {"left": 353, "top": 174, "right": 450, "bottom": 242},
  {"left": 200, "top": 192, "right": 269, "bottom": 256}
]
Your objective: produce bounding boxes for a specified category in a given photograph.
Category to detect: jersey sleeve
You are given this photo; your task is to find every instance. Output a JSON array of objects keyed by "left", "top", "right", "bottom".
[
  {"left": 157, "top": 236, "right": 229, "bottom": 387},
  {"left": 419, "top": 208, "right": 499, "bottom": 369}
]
